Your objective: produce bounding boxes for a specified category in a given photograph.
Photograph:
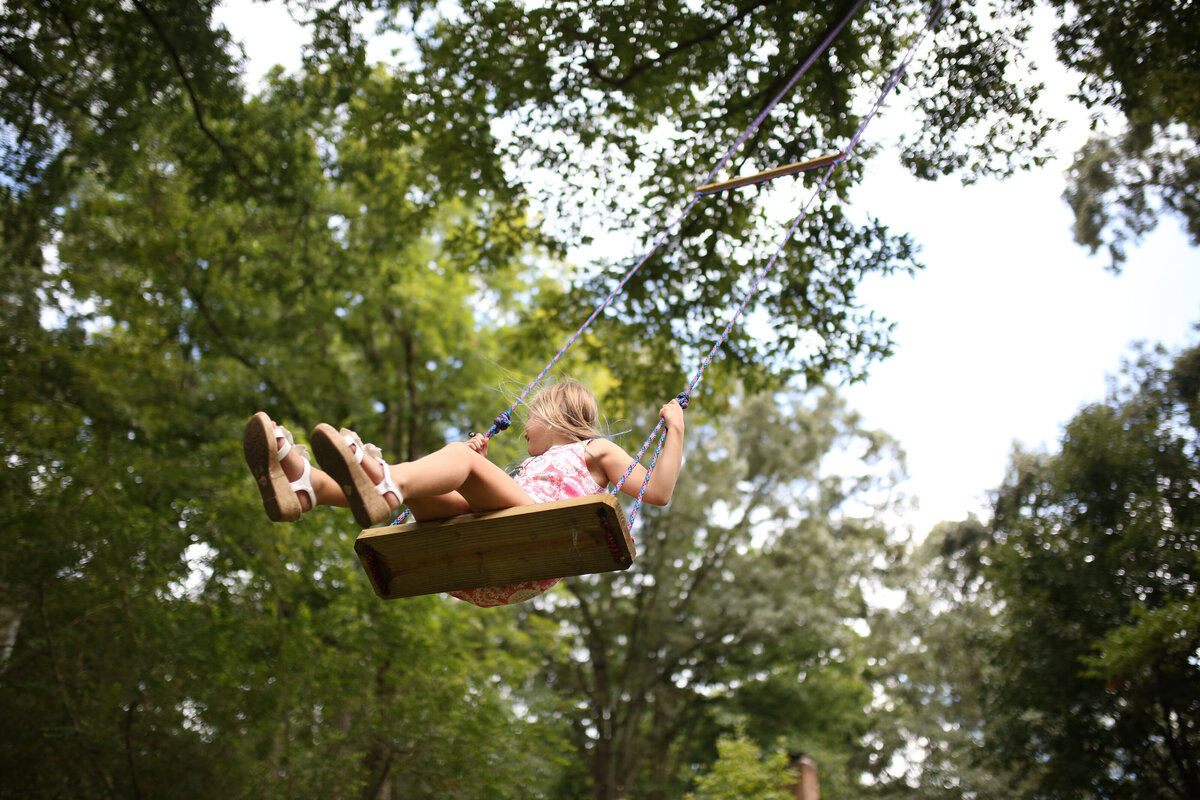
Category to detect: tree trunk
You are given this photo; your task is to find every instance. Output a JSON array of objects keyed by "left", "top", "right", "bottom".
[{"left": 0, "top": 600, "right": 24, "bottom": 675}]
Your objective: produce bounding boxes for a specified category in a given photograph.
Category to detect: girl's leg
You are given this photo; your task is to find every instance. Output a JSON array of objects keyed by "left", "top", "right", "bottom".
[
  {"left": 278, "top": 443, "right": 347, "bottom": 510},
  {"left": 311, "top": 426, "right": 535, "bottom": 527},
  {"left": 402, "top": 491, "right": 473, "bottom": 521},
  {"left": 364, "top": 441, "right": 534, "bottom": 514},
  {"left": 255, "top": 417, "right": 536, "bottom": 526},
  {"left": 245, "top": 412, "right": 347, "bottom": 521}
]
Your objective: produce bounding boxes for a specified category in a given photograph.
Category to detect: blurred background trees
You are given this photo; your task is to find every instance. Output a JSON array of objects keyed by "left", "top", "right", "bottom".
[
  {"left": 2, "top": 0, "right": 1197, "bottom": 797},
  {"left": 875, "top": 343, "right": 1200, "bottom": 799}
]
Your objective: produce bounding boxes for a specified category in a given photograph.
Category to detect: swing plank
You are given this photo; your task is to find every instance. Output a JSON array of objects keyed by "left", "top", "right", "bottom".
[
  {"left": 354, "top": 494, "right": 634, "bottom": 600},
  {"left": 695, "top": 151, "right": 844, "bottom": 195}
]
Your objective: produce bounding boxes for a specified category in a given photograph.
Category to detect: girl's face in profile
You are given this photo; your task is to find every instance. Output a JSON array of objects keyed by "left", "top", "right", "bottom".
[{"left": 523, "top": 413, "right": 556, "bottom": 456}]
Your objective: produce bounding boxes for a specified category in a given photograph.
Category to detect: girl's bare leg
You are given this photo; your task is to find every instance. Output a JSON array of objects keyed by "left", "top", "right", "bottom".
[
  {"left": 357, "top": 441, "right": 534, "bottom": 516},
  {"left": 403, "top": 492, "right": 473, "bottom": 521},
  {"left": 277, "top": 438, "right": 347, "bottom": 511},
  {"left": 274, "top": 423, "right": 530, "bottom": 520}
]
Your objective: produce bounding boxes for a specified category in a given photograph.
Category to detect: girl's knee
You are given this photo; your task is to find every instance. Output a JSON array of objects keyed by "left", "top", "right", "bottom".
[{"left": 441, "top": 440, "right": 489, "bottom": 468}]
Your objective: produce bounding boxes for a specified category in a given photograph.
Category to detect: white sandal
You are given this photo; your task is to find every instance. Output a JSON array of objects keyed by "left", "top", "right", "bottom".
[
  {"left": 243, "top": 412, "right": 317, "bottom": 523},
  {"left": 309, "top": 423, "right": 402, "bottom": 528}
]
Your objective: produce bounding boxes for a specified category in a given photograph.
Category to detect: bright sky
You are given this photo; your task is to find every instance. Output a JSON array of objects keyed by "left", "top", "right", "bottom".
[
  {"left": 841, "top": 9, "right": 1200, "bottom": 537},
  {"left": 216, "top": 2, "right": 1199, "bottom": 539},
  {"left": 847, "top": 162, "right": 1197, "bottom": 537}
]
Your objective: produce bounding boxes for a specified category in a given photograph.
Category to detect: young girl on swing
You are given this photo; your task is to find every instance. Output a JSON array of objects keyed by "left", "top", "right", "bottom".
[{"left": 243, "top": 381, "right": 685, "bottom": 605}]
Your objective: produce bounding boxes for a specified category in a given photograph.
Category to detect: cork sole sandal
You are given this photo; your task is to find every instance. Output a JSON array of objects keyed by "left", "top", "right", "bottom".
[
  {"left": 309, "top": 423, "right": 401, "bottom": 528},
  {"left": 244, "top": 412, "right": 316, "bottom": 523}
]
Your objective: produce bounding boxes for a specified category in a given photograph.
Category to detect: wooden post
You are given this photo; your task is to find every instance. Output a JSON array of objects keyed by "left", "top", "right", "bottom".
[{"left": 784, "top": 754, "right": 819, "bottom": 800}]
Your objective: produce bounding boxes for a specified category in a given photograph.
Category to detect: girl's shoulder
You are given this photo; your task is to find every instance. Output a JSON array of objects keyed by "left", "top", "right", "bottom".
[
  {"left": 581, "top": 436, "right": 621, "bottom": 455},
  {"left": 582, "top": 436, "right": 633, "bottom": 469}
]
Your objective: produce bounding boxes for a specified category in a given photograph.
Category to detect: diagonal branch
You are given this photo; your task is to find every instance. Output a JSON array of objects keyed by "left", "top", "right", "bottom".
[
  {"left": 128, "top": 0, "right": 258, "bottom": 191},
  {"left": 184, "top": 282, "right": 302, "bottom": 420}
]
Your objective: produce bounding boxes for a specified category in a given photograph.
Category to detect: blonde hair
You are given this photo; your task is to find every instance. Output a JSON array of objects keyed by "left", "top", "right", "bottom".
[{"left": 525, "top": 379, "right": 602, "bottom": 441}]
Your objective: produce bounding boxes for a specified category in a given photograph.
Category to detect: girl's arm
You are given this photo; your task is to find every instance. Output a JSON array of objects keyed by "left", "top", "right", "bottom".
[{"left": 588, "top": 399, "right": 685, "bottom": 506}]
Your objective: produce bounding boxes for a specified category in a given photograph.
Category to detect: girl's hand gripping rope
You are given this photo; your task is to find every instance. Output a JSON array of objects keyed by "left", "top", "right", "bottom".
[
  {"left": 659, "top": 398, "right": 686, "bottom": 435},
  {"left": 466, "top": 431, "right": 489, "bottom": 456}
]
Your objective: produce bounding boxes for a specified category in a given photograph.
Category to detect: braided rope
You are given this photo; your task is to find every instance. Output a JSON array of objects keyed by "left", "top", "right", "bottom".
[
  {"left": 698, "top": 0, "right": 871, "bottom": 186},
  {"left": 482, "top": 0, "right": 871, "bottom": 441},
  {"left": 596, "top": 506, "right": 631, "bottom": 568},
  {"left": 395, "top": 1, "right": 946, "bottom": 528},
  {"left": 613, "top": 0, "right": 950, "bottom": 529}
]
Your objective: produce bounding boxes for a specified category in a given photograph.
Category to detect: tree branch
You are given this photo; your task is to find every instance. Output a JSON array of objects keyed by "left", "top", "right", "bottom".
[
  {"left": 37, "top": 583, "right": 121, "bottom": 799},
  {"left": 123, "top": 699, "right": 144, "bottom": 800},
  {"left": 183, "top": 282, "right": 302, "bottom": 420},
  {"left": 128, "top": 0, "right": 259, "bottom": 193}
]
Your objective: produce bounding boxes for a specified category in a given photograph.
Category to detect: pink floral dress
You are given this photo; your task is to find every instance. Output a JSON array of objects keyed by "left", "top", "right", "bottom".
[{"left": 449, "top": 440, "right": 606, "bottom": 608}]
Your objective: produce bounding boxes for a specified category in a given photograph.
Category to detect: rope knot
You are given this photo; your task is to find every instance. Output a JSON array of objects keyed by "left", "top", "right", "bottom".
[
  {"left": 676, "top": 392, "right": 690, "bottom": 410},
  {"left": 491, "top": 411, "right": 513, "bottom": 433}
]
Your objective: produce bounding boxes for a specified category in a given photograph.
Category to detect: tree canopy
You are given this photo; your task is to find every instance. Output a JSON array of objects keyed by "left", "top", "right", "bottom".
[
  {"left": 1050, "top": 0, "right": 1200, "bottom": 268},
  {"left": 3, "top": 1, "right": 1197, "bottom": 798},
  {"left": 877, "top": 341, "right": 1200, "bottom": 799},
  {"left": 3, "top": 0, "right": 1074, "bottom": 391}
]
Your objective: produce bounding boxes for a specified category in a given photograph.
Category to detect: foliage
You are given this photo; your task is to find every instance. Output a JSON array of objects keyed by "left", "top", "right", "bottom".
[
  {"left": 684, "top": 729, "right": 793, "bottom": 800},
  {"left": 410, "top": 0, "right": 1057, "bottom": 382},
  {"left": 0, "top": 0, "right": 242, "bottom": 190},
  {"left": 867, "top": 518, "right": 1038, "bottom": 800},
  {"left": 1049, "top": 0, "right": 1200, "bottom": 268},
  {"left": 983, "top": 343, "right": 1200, "bottom": 798},
  {"left": 0, "top": 43, "right": 580, "bottom": 795},
  {"left": 3, "top": 0, "right": 1072, "bottom": 391},
  {"left": 528, "top": 387, "right": 906, "bottom": 800},
  {"left": 875, "top": 340, "right": 1200, "bottom": 799},
  {"left": 896, "top": 0, "right": 1060, "bottom": 183}
]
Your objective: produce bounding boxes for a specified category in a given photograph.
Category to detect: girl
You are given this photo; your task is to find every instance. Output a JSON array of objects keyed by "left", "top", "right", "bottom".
[{"left": 244, "top": 381, "right": 685, "bottom": 605}]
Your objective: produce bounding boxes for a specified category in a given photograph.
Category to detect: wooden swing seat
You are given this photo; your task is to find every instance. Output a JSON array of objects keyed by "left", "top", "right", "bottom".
[
  {"left": 695, "top": 151, "right": 844, "bottom": 195},
  {"left": 354, "top": 494, "right": 634, "bottom": 600}
]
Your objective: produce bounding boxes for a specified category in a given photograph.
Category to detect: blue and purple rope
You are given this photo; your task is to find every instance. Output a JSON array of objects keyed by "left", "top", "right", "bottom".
[
  {"left": 613, "top": 0, "right": 950, "bottom": 529},
  {"left": 394, "top": 0, "right": 948, "bottom": 529},
  {"left": 480, "top": 0, "right": 873, "bottom": 444}
]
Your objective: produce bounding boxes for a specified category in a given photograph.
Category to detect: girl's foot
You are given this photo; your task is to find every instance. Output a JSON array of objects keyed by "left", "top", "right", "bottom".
[
  {"left": 243, "top": 412, "right": 316, "bottom": 523},
  {"left": 309, "top": 423, "right": 402, "bottom": 528}
]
